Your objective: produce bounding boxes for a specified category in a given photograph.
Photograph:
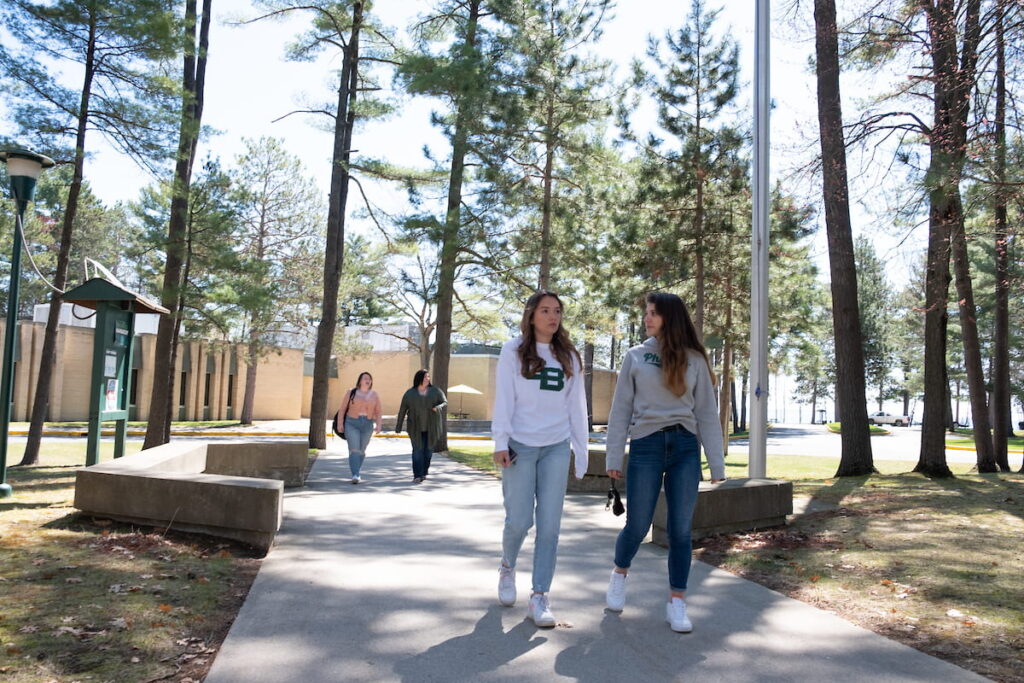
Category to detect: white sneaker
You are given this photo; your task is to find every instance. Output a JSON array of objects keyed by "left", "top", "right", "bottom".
[
  {"left": 528, "top": 593, "right": 556, "bottom": 628},
  {"left": 666, "top": 597, "right": 693, "bottom": 633},
  {"left": 606, "top": 570, "right": 627, "bottom": 611},
  {"left": 351, "top": 476, "right": 361, "bottom": 484},
  {"left": 498, "top": 564, "right": 516, "bottom": 606}
]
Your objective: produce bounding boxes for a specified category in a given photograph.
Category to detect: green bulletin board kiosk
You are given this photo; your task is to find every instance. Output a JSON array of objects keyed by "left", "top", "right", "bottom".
[{"left": 61, "top": 278, "right": 168, "bottom": 465}]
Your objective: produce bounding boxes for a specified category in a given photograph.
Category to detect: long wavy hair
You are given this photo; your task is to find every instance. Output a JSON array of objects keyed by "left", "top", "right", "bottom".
[
  {"left": 647, "top": 292, "right": 715, "bottom": 396},
  {"left": 517, "top": 291, "right": 581, "bottom": 379},
  {"left": 412, "top": 369, "right": 430, "bottom": 389}
]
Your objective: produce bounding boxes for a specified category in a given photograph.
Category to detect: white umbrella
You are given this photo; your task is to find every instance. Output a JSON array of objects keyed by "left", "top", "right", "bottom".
[{"left": 447, "top": 384, "right": 482, "bottom": 417}]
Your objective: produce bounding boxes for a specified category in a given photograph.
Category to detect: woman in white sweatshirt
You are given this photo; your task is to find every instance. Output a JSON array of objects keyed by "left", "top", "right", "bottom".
[
  {"left": 604, "top": 292, "right": 726, "bottom": 633},
  {"left": 491, "top": 291, "right": 589, "bottom": 628}
]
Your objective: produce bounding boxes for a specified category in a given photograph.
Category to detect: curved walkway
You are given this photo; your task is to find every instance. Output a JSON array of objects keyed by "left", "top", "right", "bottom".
[{"left": 205, "top": 439, "right": 983, "bottom": 682}]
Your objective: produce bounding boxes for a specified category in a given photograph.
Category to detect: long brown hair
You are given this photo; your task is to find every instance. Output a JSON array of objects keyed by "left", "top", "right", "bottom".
[
  {"left": 353, "top": 371, "right": 373, "bottom": 393},
  {"left": 647, "top": 292, "right": 715, "bottom": 396},
  {"left": 345, "top": 371, "right": 373, "bottom": 406},
  {"left": 517, "top": 291, "right": 581, "bottom": 379}
]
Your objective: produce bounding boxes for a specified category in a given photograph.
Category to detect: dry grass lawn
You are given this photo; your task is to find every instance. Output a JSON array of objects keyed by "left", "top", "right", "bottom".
[{"left": 0, "top": 443, "right": 261, "bottom": 682}]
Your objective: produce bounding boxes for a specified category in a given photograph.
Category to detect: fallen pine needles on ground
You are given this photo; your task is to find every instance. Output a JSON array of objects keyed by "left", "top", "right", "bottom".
[
  {"left": 0, "top": 450, "right": 262, "bottom": 683},
  {"left": 694, "top": 469, "right": 1024, "bottom": 683}
]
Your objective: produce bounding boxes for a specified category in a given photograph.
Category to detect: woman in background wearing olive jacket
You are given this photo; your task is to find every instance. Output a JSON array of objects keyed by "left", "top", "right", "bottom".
[{"left": 395, "top": 369, "right": 447, "bottom": 483}]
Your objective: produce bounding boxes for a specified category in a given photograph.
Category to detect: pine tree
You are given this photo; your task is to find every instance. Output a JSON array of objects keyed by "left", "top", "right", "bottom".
[
  {"left": 144, "top": 0, "right": 213, "bottom": 449},
  {"left": 813, "top": 0, "right": 873, "bottom": 476},
  {"left": 398, "top": 0, "right": 497, "bottom": 450},
  {"left": 228, "top": 138, "right": 325, "bottom": 424},
  {"left": 637, "top": 0, "right": 744, "bottom": 334},
  {"left": 854, "top": 237, "right": 897, "bottom": 411},
  {"left": 488, "top": 0, "right": 613, "bottom": 290},
  {"left": 1, "top": 0, "right": 179, "bottom": 464}
]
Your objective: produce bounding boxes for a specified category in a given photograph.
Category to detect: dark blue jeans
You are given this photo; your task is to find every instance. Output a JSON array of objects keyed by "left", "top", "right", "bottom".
[
  {"left": 614, "top": 427, "right": 702, "bottom": 591},
  {"left": 412, "top": 431, "right": 432, "bottom": 479}
]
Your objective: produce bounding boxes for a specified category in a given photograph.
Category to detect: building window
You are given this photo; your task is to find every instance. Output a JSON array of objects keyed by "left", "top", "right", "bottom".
[
  {"left": 203, "top": 373, "right": 211, "bottom": 408},
  {"left": 130, "top": 369, "right": 139, "bottom": 405},
  {"left": 179, "top": 372, "right": 187, "bottom": 407},
  {"left": 227, "top": 375, "right": 234, "bottom": 408}
]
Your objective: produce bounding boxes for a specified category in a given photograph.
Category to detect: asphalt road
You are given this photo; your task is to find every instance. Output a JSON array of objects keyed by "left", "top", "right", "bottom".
[{"left": 726, "top": 422, "right": 1001, "bottom": 465}]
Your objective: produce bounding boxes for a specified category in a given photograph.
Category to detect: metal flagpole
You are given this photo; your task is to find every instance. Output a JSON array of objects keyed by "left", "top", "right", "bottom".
[{"left": 749, "top": 0, "right": 770, "bottom": 479}]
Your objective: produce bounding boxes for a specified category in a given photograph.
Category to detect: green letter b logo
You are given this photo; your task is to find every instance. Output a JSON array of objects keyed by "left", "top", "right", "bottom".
[{"left": 530, "top": 367, "right": 565, "bottom": 391}]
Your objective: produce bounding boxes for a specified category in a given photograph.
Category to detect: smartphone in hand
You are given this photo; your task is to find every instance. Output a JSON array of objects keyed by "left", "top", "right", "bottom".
[{"left": 508, "top": 445, "right": 518, "bottom": 464}]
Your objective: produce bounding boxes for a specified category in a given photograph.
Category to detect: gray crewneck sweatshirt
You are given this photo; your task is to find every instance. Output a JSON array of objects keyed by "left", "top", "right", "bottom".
[{"left": 605, "top": 337, "right": 726, "bottom": 479}]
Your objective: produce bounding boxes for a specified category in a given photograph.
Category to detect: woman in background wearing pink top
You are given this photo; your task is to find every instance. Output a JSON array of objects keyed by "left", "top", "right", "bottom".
[{"left": 342, "top": 371, "right": 382, "bottom": 484}]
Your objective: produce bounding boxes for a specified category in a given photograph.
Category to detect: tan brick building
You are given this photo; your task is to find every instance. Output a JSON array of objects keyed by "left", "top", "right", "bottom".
[{"left": 1, "top": 320, "right": 616, "bottom": 423}]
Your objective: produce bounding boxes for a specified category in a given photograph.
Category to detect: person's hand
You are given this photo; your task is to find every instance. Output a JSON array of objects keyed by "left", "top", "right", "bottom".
[
  {"left": 607, "top": 469, "right": 623, "bottom": 479},
  {"left": 711, "top": 478, "right": 726, "bottom": 483},
  {"left": 374, "top": 426, "right": 381, "bottom": 434},
  {"left": 432, "top": 406, "right": 438, "bottom": 412},
  {"left": 493, "top": 450, "right": 512, "bottom": 468}
]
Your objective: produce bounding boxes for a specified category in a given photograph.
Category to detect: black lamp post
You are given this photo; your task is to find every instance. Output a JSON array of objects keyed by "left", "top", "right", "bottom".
[{"left": 0, "top": 147, "right": 55, "bottom": 498}]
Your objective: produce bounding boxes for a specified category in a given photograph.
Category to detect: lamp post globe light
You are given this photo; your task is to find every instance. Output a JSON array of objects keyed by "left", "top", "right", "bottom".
[{"left": 0, "top": 147, "right": 55, "bottom": 498}]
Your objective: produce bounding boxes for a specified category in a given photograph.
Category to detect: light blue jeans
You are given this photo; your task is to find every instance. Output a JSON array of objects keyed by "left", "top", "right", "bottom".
[
  {"left": 501, "top": 437, "right": 570, "bottom": 594},
  {"left": 344, "top": 416, "right": 374, "bottom": 477},
  {"left": 614, "top": 427, "right": 702, "bottom": 591}
]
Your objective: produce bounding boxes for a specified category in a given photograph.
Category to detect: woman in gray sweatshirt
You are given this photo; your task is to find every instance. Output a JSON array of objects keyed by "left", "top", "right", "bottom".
[{"left": 604, "top": 292, "right": 726, "bottom": 633}]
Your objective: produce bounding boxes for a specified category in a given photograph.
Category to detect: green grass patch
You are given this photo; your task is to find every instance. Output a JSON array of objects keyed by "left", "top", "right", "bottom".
[
  {"left": 3, "top": 440, "right": 144, "bottom": 470},
  {"left": 826, "top": 421, "right": 890, "bottom": 435},
  {"left": 1, "top": 442, "right": 261, "bottom": 682},
  {"left": 448, "top": 446, "right": 980, "bottom": 484},
  {"left": 447, "top": 444, "right": 501, "bottom": 477}
]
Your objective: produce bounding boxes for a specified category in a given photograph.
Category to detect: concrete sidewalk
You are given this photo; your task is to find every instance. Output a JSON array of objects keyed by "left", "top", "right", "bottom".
[{"left": 205, "top": 439, "right": 984, "bottom": 683}]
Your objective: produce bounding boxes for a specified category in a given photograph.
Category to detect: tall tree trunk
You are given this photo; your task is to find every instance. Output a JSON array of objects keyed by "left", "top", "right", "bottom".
[
  {"left": 144, "top": 0, "right": 210, "bottom": 449},
  {"left": 538, "top": 101, "right": 555, "bottom": 290},
  {"left": 719, "top": 338, "right": 732, "bottom": 454},
  {"left": 991, "top": 0, "right": 1011, "bottom": 471},
  {"left": 813, "top": 0, "right": 873, "bottom": 476},
  {"left": 18, "top": 16, "right": 97, "bottom": 466},
  {"left": 901, "top": 361, "right": 911, "bottom": 418},
  {"left": 432, "top": 0, "right": 481, "bottom": 454},
  {"left": 740, "top": 368, "right": 748, "bottom": 431},
  {"left": 693, "top": 234, "right": 705, "bottom": 335},
  {"left": 584, "top": 338, "right": 594, "bottom": 431},
  {"left": 944, "top": 368, "right": 955, "bottom": 432},
  {"left": 917, "top": 0, "right": 981, "bottom": 478},
  {"left": 419, "top": 341, "right": 432, "bottom": 372},
  {"left": 309, "top": 1, "right": 362, "bottom": 450},
  {"left": 241, "top": 342, "right": 258, "bottom": 425},
  {"left": 730, "top": 377, "right": 738, "bottom": 428},
  {"left": 693, "top": 112, "right": 705, "bottom": 335},
  {"left": 718, "top": 287, "right": 732, "bottom": 449},
  {"left": 950, "top": 205, "right": 995, "bottom": 470}
]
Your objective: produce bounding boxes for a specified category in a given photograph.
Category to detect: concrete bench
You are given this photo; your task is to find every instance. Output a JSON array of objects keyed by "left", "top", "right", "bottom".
[
  {"left": 570, "top": 450, "right": 792, "bottom": 540},
  {"left": 568, "top": 449, "right": 620, "bottom": 493},
  {"left": 73, "top": 440, "right": 309, "bottom": 551},
  {"left": 653, "top": 478, "right": 793, "bottom": 545}
]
